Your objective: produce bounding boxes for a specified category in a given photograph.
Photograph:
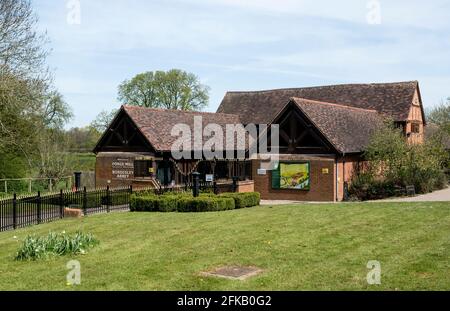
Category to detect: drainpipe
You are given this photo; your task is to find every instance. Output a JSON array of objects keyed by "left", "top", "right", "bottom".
[
  {"left": 335, "top": 156, "right": 338, "bottom": 202},
  {"left": 335, "top": 153, "right": 346, "bottom": 202}
]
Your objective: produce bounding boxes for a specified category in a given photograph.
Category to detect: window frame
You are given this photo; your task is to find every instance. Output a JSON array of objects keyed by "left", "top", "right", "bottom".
[{"left": 134, "top": 160, "right": 153, "bottom": 178}]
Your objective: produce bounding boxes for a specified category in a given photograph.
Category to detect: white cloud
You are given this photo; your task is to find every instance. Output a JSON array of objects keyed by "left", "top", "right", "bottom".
[{"left": 33, "top": 0, "right": 450, "bottom": 127}]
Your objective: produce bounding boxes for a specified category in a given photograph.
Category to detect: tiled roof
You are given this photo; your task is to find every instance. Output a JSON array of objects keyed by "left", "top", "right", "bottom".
[
  {"left": 217, "top": 81, "right": 419, "bottom": 124},
  {"left": 291, "top": 98, "right": 384, "bottom": 153},
  {"left": 123, "top": 105, "right": 242, "bottom": 152}
]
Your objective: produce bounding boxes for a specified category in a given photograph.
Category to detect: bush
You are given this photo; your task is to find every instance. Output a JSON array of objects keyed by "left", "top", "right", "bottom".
[
  {"left": 130, "top": 194, "right": 158, "bottom": 212},
  {"left": 157, "top": 195, "right": 179, "bottom": 212},
  {"left": 177, "top": 197, "right": 235, "bottom": 212},
  {"left": 130, "top": 194, "right": 178, "bottom": 212},
  {"left": 349, "top": 120, "right": 449, "bottom": 201},
  {"left": 15, "top": 231, "right": 99, "bottom": 261},
  {"left": 100, "top": 192, "right": 129, "bottom": 206},
  {"left": 130, "top": 192, "right": 260, "bottom": 212},
  {"left": 220, "top": 192, "right": 261, "bottom": 208},
  {"left": 348, "top": 173, "right": 396, "bottom": 201}
]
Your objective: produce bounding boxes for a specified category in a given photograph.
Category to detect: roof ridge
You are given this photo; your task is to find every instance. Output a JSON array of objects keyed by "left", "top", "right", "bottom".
[
  {"left": 225, "top": 81, "right": 418, "bottom": 94},
  {"left": 291, "top": 97, "right": 379, "bottom": 113},
  {"left": 123, "top": 105, "right": 239, "bottom": 117}
]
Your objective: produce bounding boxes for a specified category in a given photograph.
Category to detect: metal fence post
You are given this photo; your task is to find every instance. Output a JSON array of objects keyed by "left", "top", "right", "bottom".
[
  {"left": 83, "top": 187, "right": 87, "bottom": 216},
  {"left": 192, "top": 172, "right": 200, "bottom": 197},
  {"left": 232, "top": 176, "right": 239, "bottom": 193},
  {"left": 59, "top": 189, "right": 64, "bottom": 218},
  {"left": 213, "top": 181, "right": 218, "bottom": 195},
  {"left": 37, "top": 191, "right": 41, "bottom": 224},
  {"left": 106, "top": 186, "right": 110, "bottom": 213},
  {"left": 129, "top": 185, "right": 133, "bottom": 207},
  {"left": 13, "top": 193, "right": 17, "bottom": 230}
]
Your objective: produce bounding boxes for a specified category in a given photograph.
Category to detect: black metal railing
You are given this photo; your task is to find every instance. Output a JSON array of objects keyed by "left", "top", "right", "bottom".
[
  {"left": 0, "top": 186, "right": 141, "bottom": 232},
  {"left": 0, "top": 179, "right": 238, "bottom": 232}
]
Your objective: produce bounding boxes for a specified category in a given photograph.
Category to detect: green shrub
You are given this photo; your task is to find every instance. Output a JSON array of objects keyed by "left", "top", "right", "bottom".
[
  {"left": 220, "top": 192, "right": 261, "bottom": 208},
  {"left": 355, "top": 120, "right": 449, "bottom": 200},
  {"left": 130, "top": 192, "right": 261, "bottom": 213},
  {"left": 15, "top": 231, "right": 99, "bottom": 261},
  {"left": 348, "top": 172, "right": 397, "bottom": 201},
  {"left": 130, "top": 194, "right": 158, "bottom": 211},
  {"left": 157, "top": 195, "right": 179, "bottom": 212},
  {"left": 130, "top": 194, "right": 179, "bottom": 212},
  {"left": 177, "top": 197, "right": 235, "bottom": 212},
  {"left": 101, "top": 192, "right": 129, "bottom": 206}
]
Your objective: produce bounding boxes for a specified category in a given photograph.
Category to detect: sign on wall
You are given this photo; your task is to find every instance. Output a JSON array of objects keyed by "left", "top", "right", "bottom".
[
  {"left": 112, "top": 158, "right": 134, "bottom": 180},
  {"left": 272, "top": 162, "right": 310, "bottom": 190}
]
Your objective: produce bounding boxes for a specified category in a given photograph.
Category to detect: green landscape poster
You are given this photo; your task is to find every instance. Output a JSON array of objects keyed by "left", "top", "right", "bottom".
[{"left": 279, "top": 162, "right": 310, "bottom": 190}]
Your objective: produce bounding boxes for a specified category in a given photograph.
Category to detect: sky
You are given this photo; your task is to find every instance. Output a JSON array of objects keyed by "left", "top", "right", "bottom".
[{"left": 34, "top": 0, "right": 450, "bottom": 128}]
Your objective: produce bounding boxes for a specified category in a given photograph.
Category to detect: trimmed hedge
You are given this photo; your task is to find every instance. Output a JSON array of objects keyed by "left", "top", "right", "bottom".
[
  {"left": 130, "top": 192, "right": 260, "bottom": 213},
  {"left": 100, "top": 193, "right": 129, "bottom": 206},
  {"left": 177, "top": 197, "right": 235, "bottom": 212},
  {"left": 219, "top": 192, "right": 260, "bottom": 208},
  {"left": 130, "top": 194, "right": 178, "bottom": 212}
]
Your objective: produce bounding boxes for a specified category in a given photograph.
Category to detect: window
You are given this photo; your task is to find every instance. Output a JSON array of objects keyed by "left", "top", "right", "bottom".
[
  {"left": 134, "top": 160, "right": 153, "bottom": 178},
  {"left": 411, "top": 123, "right": 420, "bottom": 134}
]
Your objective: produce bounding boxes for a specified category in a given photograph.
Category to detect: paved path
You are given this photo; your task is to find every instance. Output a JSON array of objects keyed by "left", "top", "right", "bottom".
[
  {"left": 378, "top": 187, "right": 450, "bottom": 202},
  {"left": 261, "top": 187, "right": 450, "bottom": 205},
  {"left": 260, "top": 200, "right": 334, "bottom": 205}
]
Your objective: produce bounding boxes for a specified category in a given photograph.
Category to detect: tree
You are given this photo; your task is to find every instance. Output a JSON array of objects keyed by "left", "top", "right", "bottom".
[
  {"left": 66, "top": 127, "right": 101, "bottom": 152},
  {"left": 0, "top": 0, "right": 49, "bottom": 78},
  {"left": 350, "top": 120, "right": 448, "bottom": 199},
  {"left": 90, "top": 109, "right": 117, "bottom": 133},
  {"left": 41, "top": 91, "right": 73, "bottom": 129},
  {"left": 118, "top": 69, "right": 209, "bottom": 111},
  {"left": 35, "top": 129, "right": 70, "bottom": 181},
  {"left": 0, "top": 0, "right": 72, "bottom": 179},
  {"left": 427, "top": 98, "right": 450, "bottom": 134},
  {"left": 117, "top": 72, "right": 157, "bottom": 107}
]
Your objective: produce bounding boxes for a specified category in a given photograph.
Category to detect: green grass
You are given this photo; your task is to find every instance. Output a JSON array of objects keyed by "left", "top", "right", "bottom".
[
  {"left": 0, "top": 202, "right": 449, "bottom": 290},
  {"left": 67, "top": 152, "right": 96, "bottom": 172}
]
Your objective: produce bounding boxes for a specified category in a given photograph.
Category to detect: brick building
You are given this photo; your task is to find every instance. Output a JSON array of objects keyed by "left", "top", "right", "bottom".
[{"left": 94, "top": 81, "right": 426, "bottom": 202}]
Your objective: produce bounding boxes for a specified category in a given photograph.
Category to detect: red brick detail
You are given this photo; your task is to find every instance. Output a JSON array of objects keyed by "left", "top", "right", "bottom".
[{"left": 252, "top": 158, "right": 336, "bottom": 202}]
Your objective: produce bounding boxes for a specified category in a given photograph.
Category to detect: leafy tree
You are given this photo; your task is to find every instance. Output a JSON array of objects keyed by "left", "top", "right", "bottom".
[
  {"left": 66, "top": 127, "right": 101, "bottom": 152},
  {"left": 0, "top": 0, "right": 73, "bottom": 179},
  {"left": 427, "top": 98, "right": 450, "bottom": 134},
  {"left": 90, "top": 109, "right": 117, "bottom": 133},
  {"left": 118, "top": 69, "right": 209, "bottom": 110},
  {"left": 41, "top": 91, "right": 73, "bottom": 129},
  {"left": 35, "top": 129, "right": 71, "bottom": 181},
  {"left": 117, "top": 72, "right": 157, "bottom": 107},
  {"left": 0, "top": 0, "right": 49, "bottom": 78},
  {"left": 350, "top": 120, "right": 448, "bottom": 199}
]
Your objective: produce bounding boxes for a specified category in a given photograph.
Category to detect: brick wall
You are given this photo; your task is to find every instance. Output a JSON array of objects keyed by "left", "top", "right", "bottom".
[
  {"left": 336, "top": 154, "right": 362, "bottom": 201},
  {"left": 237, "top": 180, "right": 255, "bottom": 193},
  {"left": 95, "top": 152, "right": 156, "bottom": 188},
  {"left": 252, "top": 156, "right": 336, "bottom": 202}
]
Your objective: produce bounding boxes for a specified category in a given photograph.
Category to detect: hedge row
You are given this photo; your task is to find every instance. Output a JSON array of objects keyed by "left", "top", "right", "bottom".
[
  {"left": 130, "top": 192, "right": 260, "bottom": 213},
  {"left": 219, "top": 192, "right": 260, "bottom": 209}
]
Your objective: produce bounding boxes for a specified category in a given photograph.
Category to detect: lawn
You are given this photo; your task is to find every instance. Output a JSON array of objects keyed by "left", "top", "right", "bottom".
[
  {"left": 66, "top": 152, "right": 96, "bottom": 172},
  {"left": 0, "top": 202, "right": 449, "bottom": 290}
]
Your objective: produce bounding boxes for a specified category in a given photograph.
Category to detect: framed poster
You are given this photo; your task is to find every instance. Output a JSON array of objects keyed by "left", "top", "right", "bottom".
[{"left": 272, "top": 162, "right": 310, "bottom": 190}]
